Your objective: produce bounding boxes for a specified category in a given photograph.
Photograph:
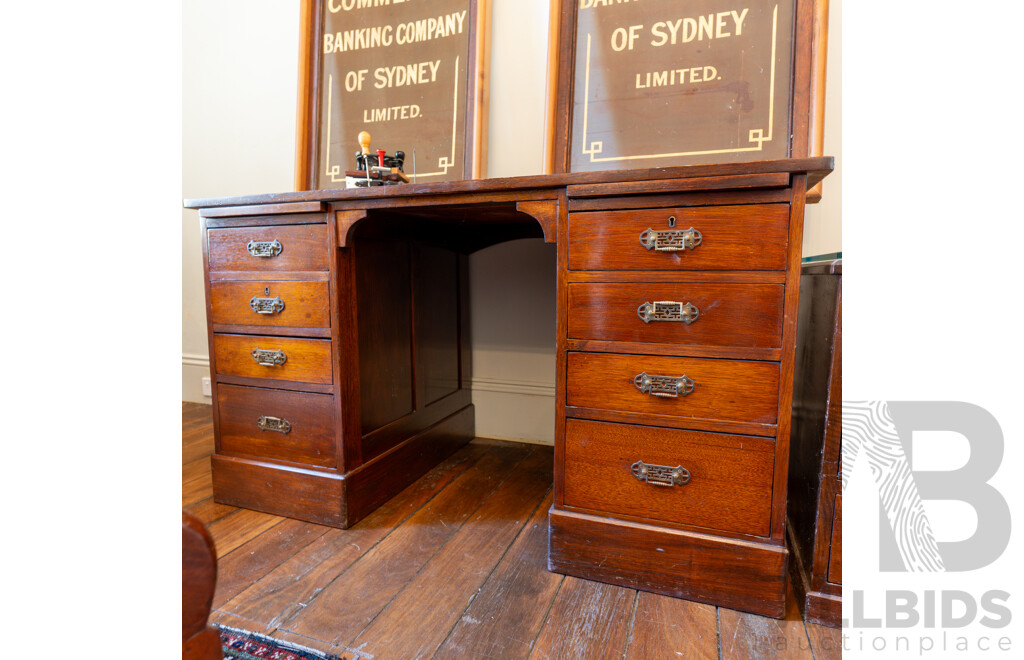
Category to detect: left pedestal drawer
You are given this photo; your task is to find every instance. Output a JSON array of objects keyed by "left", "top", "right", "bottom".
[
  {"left": 210, "top": 280, "right": 330, "bottom": 329},
  {"left": 217, "top": 384, "right": 337, "bottom": 468},
  {"left": 213, "top": 334, "right": 333, "bottom": 384}
]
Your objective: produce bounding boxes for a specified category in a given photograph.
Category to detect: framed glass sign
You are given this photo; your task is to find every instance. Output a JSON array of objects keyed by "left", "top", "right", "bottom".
[
  {"left": 550, "top": 0, "right": 827, "bottom": 174},
  {"left": 295, "top": 0, "right": 490, "bottom": 190}
]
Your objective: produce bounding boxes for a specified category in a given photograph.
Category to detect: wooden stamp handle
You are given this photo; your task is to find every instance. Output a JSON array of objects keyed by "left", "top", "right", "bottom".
[{"left": 358, "top": 131, "right": 371, "bottom": 155}]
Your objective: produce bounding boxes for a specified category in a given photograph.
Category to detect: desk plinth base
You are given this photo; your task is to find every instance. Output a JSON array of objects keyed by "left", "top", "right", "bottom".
[
  {"left": 212, "top": 405, "right": 475, "bottom": 529},
  {"left": 548, "top": 507, "right": 788, "bottom": 618}
]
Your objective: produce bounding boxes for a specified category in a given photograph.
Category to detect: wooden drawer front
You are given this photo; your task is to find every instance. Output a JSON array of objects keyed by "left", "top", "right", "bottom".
[
  {"left": 564, "top": 420, "right": 774, "bottom": 536},
  {"left": 214, "top": 334, "right": 333, "bottom": 384},
  {"left": 208, "top": 224, "right": 329, "bottom": 273},
  {"left": 210, "top": 280, "right": 330, "bottom": 329},
  {"left": 567, "top": 352, "right": 779, "bottom": 425},
  {"left": 217, "top": 384, "right": 337, "bottom": 467},
  {"left": 828, "top": 491, "right": 843, "bottom": 584},
  {"left": 568, "top": 282, "right": 784, "bottom": 348},
  {"left": 568, "top": 205, "right": 788, "bottom": 271}
]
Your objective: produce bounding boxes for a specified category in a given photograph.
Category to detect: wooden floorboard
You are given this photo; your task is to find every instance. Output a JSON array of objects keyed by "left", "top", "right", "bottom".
[
  {"left": 348, "top": 447, "right": 554, "bottom": 659},
  {"left": 433, "top": 489, "right": 562, "bottom": 660},
  {"left": 281, "top": 443, "right": 533, "bottom": 646},
  {"left": 624, "top": 591, "right": 720, "bottom": 659},
  {"left": 183, "top": 402, "right": 841, "bottom": 660},
  {"left": 217, "top": 442, "right": 493, "bottom": 633},
  {"left": 530, "top": 576, "right": 636, "bottom": 659}
]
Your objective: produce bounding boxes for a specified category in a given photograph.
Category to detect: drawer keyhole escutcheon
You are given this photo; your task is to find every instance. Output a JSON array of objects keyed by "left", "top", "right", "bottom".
[
  {"left": 256, "top": 416, "right": 291, "bottom": 434},
  {"left": 251, "top": 348, "right": 287, "bottom": 367},
  {"left": 246, "top": 239, "right": 283, "bottom": 258},
  {"left": 637, "top": 301, "right": 699, "bottom": 325},
  {"left": 639, "top": 227, "right": 702, "bottom": 252},
  {"left": 631, "top": 460, "right": 690, "bottom": 487},
  {"left": 634, "top": 372, "right": 695, "bottom": 398}
]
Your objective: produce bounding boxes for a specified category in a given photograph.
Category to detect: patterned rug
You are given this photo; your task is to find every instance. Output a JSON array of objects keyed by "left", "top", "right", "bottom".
[{"left": 218, "top": 625, "right": 370, "bottom": 660}]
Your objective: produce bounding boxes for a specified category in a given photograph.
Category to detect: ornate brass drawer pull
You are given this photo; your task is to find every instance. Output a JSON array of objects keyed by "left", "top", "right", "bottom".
[
  {"left": 256, "top": 416, "right": 291, "bottom": 434},
  {"left": 250, "top": 296, "right": 285, "bottom": 315},
  {"left": 246, "top": 239, "right": 283, "bottom": 258},
  {"left": 251, "top": 348, "right": 287, "bottom": 367},
  {"left": 639, "top": 226, "right": 702, "bottom": 252},
  {"left": 634, "top": 371, "right": 695, "bottom": 398},
  {"left": 631, "top": 460, "right": 690, "bottom": 487},
  {"left": 637, "top": 301, "right": 699, "bottom": 325}
]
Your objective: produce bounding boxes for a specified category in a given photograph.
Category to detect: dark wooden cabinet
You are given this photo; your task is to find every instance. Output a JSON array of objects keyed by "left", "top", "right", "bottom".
[
  {"left": 185, "top": 158, "right": 832, "bottom": 616},
  {"left": 787, "top": 259, "right": 843, "bottom": 627}
]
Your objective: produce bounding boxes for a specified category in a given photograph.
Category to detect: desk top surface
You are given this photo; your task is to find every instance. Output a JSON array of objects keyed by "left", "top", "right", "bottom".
[{"left": 184, "top": 158, "right": 833, "bottom": 211}]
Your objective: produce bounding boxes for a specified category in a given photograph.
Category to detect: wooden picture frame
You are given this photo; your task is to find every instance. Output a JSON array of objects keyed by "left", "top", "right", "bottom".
[
  {"left": 294, "top": 0, "right": 491, "bottom": 191},
  {"left": 546, "top": 0, "right": 828, "bottom": 182}
]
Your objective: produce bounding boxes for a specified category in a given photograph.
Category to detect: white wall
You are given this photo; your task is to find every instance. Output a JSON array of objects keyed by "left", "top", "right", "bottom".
[
  {"left": 182, "top": 0, "right": 299, "bottom": 401},
  {"left": 182, "top": 0, "right": 842, "bottom": 444}
]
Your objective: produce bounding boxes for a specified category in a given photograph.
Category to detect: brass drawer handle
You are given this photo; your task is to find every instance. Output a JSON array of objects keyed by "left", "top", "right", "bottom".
[
  {"left": 251, "top": 348, "right": 287, "bottom": 366},
  {"left": 256, "top": 416, "right": 291, "bottom": 434},
  {"left": 634, "top": 371, "right": 695, "bottom": 398},
  {"left": 637, "top": 301, "right": 699, "bottom": 325},
  {"left": 639, "top": 226, "right": 702, "bottom": 252},
  {"left": 250, "top": 295, "right": 285, "bottom": 315},
  {"left": 246, "top": 239, "right": 283, "bottom": 258},
  {"left": 631, "top": 460, "right": 690, "bottom": 487}
]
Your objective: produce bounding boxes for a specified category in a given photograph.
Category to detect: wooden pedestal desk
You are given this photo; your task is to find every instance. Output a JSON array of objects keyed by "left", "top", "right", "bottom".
[{"left": 184, "top": 158, "right": 832, "bottom": 617}]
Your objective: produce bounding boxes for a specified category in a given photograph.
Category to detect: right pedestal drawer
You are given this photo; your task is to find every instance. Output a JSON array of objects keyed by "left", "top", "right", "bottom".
[
  {"left": 567, "top": 204, "right": 789, "bottom": 271},
  {"left": 566, "top": 352, "right": 779, "bottom": 426},
  {"left": 563, "top": 419, "right": 775, "bottom": 536},
  {"left": 568, "top": 282, "right": 784, "bottom": 348}
]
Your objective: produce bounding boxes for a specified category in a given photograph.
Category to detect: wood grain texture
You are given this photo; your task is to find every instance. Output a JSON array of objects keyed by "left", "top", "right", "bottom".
[
  {"left": 568, "top": 188, "right": 793, "bottom": 213},
  {"left": 530, "top": 577, "right": 635, "bottom": 660},
  {"left": 211, "top": 455, "right": 346, "bottom": 527},
  {"left": 433, "top": 490, "right": 562, "bottom": 660},
  {"left": 216, "top": 385, "right": 337, "bottom": 468},
  {"left": 200, "top": 202, "right": 325, "bottom": 218},
  {"left": 805, "top": 620, "right": 843, "bottom": 659},
  {"left": 548, "top": 509, "right": 787, "bottom": 618},
  {"left": 348, "top": 447, "right": 554, "bottom": 658},
  {"left": 345, "top": 405, "right": 474, "bottom": 526},
  {"left": 568, "top": 173, "right": 790, "bottom": 198},
  {"left": 207, "top": 223, "right": 329, "bottom": 273},
  {"left": 186, "top": 497, "right": 238, "bottom": 527},
  {"left": 568, "top": 204, "right": 789, "bottom": 272},
  {"left": 567, "top": 352, "right": 780, "bottom": 426},
  {"left": 183, "top": 511, "right": 219, "bottom": 659},
  {"left": 213, "top": 334, "right": 333, "bottom": 385},
  {"left": 184, "top": 158, "right": 834, "bottom": 210},
  {"left": 516, "top": 200, "right": 558, "bottom": 243},
  {"left": 412, "top": 243, "right": 461, "bottom": 408},
  {"left": 218, "top": 442, "right": 491, "bottom": 631},
  {"left": 623, "top": 591, "right": 718, "bottom": 660},
  {"left": 182, "top": 409, "right": 831, "bottom": 656},
  {"left": 568, "top": 282, "right": 784, "bottom": 349},
  {"left": 206, "top": 508, "right": 285, "bottom": 558},
  {"left": 281, "top": 443, "right": 533, "bottom": 644},
  {"left": 769, "top": 174, "right": 808, "bottom": 540},
  {"left": 563, "top": 419, "right": 774, "bottom": 537},
  {"left": 183, "top": 472, "right": 213, "bottom": 508},
  {"left": 355, "top": 238, "right": 413, "bottom": 434},
  {"left": 212, "top": 517, "right": 330, "bottom": 610},
  {"left": 828, "top": 491, "right": 842, "bottom": 584},
  {"left": 719, "top": 582, "right": 814, "bottom": 659},
  {"left": 209, "top": 280, "right": 330, "bottom": 330}
]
